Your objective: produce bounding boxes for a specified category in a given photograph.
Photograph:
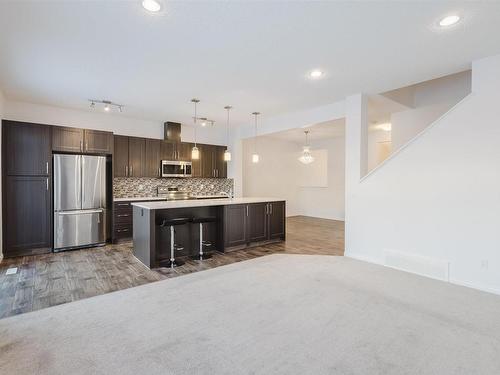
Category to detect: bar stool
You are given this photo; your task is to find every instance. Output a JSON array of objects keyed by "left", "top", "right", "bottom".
[
  {"left": 159, "top": 217, "right": 190, "bottom": 268},
  {"left": 190, "top": 216, "right": 217, "bottom": 261}
]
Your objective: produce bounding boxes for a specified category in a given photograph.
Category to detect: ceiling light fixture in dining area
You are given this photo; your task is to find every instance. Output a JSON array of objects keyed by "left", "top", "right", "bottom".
[{"left": 298, "top": 130, "right": 315, "bottom": 165}]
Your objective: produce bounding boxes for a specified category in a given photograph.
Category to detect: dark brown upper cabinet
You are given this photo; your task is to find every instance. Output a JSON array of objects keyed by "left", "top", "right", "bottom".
[
  {"left": 114, "top": 135, "right": 129, "bottom": 177},
  {"left": 52, "top": 126, "right": 84, "bottom": 153},
  {"left": 3, "top": 120, "right": 51, "bottom": 176},
  {"left": 160, "top": 141, "right": 176, "bottom": 161},
  {"left": 113, "top": 135, "right": 145, "bottom": 177},
  {"left": 128, "top": 137, "right": 146, "bottom": 177},
  {"left": 84, "top": 129, "right": 113, "bottom": 154},
  {"left": 177, "top": 142, "right": 192, "bottom": 162},
  {"left": 201, "top": 144, "right": 227, "bottom": 178},
  {"left": 268, "top": 201, "right": 286, "bottom": 240},
  {"left": 161, "top": 140, "right": 192, "bottom": 162},
  {"left": 145, "top": 138, "right": 161, "bottom": 178},
  {"left": 53, "top": 126, "right": 112, "bottom": 154}
]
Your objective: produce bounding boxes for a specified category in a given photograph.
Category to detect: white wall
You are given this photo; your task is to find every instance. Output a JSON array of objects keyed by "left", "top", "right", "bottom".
[
  {"left": 345, "top": 54, "right": 500, "bottom": 295},
  {"left": 242, "top": 137, "right": 300, "bottom": 216},
  {"left": 390, "top": 71, "right": 471, "bottom": 151},
  {"left": 242, "top": 135, "right": 345, "bottom": 220},
  {"left": 296, "top": 137, "right": 345, "bottom": 220},
  {"left": 3, "top": 100, "right": 228, "bottom": 145}
]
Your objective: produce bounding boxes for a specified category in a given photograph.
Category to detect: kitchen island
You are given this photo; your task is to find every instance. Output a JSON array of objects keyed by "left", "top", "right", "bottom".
[{"left": 132, "top": 198, "right": 286, "bottom": 268}]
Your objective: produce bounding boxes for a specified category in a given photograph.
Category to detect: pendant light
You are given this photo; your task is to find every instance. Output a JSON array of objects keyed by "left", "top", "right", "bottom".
[
  {"left": 224, "top": 105, "right": 232, "bottom": 162},
  {"left": 191, "top": 98, "right": 200, "bottom": 160},
  {"left": 252, "top": 112, "right": 260, "bottom": 163},
  {"left": 298, "top": 130, "right": 314, "bottom": 164}
]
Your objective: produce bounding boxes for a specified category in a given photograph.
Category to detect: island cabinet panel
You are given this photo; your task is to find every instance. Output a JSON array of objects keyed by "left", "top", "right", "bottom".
[
  {"left": 247, "top": 203, "right": 268, "bottom": 242},
  {"left": 4, "top": 121, "right": 51, "bottom": 176},
  {"left": 145, "top": 139, "right": 161, "bottom": 178},
  {"left": 222, "top": 201, "right": 286, "bottom": 251},
  {"left": 84, "top": 129, "right": 113, "bottom": 154},
  {"left": 224, "top": 204, "right": 248, "bottom": 248},
  {"left": 113, "top": 136, "right": 129, "bottom": 177},
  {"left": 268, "top": 201, "right": 286, "bottom": 240}
]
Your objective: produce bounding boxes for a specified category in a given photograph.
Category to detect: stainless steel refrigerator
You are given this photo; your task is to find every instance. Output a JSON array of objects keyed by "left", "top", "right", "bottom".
[{"left": 54, "top": 154, "right": 107, "bottom": 251}]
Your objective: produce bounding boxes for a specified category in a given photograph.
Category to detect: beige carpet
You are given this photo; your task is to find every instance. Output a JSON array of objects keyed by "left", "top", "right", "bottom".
[{"left": 1, "top": 254, "right": 500, "bottom": 375}]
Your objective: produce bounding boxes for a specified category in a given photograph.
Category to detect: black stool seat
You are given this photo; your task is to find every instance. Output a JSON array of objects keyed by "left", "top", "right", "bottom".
[
  {"left": 161, "top": 217, "right": 191, "bottom": 227},
  {"left": 192, "top": 216, "right": 217, "bottom": 224}
]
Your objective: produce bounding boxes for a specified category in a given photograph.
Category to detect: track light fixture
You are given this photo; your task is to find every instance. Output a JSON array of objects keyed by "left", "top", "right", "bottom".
[{"left": 89, "top": 99, "right": 124, "bottom": 113}]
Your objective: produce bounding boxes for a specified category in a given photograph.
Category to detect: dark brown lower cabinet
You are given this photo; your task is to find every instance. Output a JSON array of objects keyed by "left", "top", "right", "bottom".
[
  {"left": 113, "top": 201, "right": 133, "bottom": 242},
  {"left": 247, "top": 203, "right": 268, "bottom": 242},
  {"left": 269, "top": 201, "right": 286, "bottom": 239},
  {"left": 223, "top": 204, "right": 248, "bottom": 248},
  {"left": 223, "top": 201, "right": 286, "bottom": 250},
  {"left": 4, "top": 176, "right": 52, "bottom": 256}
]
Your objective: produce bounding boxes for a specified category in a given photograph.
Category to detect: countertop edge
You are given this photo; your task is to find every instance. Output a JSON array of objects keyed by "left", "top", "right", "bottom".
[{"left": 131, "top": 198, "right": 286, "bottom": 210}]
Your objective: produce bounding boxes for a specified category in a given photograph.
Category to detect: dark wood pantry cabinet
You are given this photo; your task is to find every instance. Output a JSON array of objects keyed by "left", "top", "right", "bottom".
[{"left": 2, "top": 120, "right": 53, "bottom": 257}]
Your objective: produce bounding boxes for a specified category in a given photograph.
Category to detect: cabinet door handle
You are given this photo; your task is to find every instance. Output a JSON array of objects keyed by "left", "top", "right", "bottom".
[
  {"left": 86, "top": 141, "right": 88, "bottom": 152},
  {"left": 46, "top": 178, "right": 49, "bottom": 191},
  {"left": 270, "top": 203, "right": 273, "bottom": 215},
  {"left": 246, "top": 205, "right": 249, "bottom": 217},
  {"left": 117, "top": 214, "right": 130, "bottom": 217},
  {"left": 158, "top": 167, "right": 161, "bottom": 177},
  {"left": 130, "top": 166, "right": 133, "bottom": 176},
  {"left": 80, "top": 140, "right": 83, "bottom": 152},
  {"left": 46, "top": 162, "right": 49, "bottom": 174},
  {"left": 125, "top": 165, "right": 128, "bottom": 176}
]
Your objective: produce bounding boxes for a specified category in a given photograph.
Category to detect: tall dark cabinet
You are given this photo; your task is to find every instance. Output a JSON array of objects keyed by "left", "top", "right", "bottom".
[{"left": 2, "top": 120, "right": 52, "bottom": 257}]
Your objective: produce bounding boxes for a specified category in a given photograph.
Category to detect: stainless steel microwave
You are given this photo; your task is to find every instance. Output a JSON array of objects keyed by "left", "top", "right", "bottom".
[{"left": 161, "top": 160, "right": 192, "bottom": 178}]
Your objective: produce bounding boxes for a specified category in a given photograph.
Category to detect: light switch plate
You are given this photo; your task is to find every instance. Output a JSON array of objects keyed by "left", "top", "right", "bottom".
[{"left": 6, "top": 267, "right": 18, "bottom": 275}]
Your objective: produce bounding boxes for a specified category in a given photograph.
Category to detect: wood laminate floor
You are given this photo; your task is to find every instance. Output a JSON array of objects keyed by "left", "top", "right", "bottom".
[{"left": 0, "top": 216, "right": 344, "bottom": 319}]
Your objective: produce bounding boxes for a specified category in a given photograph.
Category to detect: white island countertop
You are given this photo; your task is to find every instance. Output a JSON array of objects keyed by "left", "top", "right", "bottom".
[{"left": 132, "top": 197, "right": 285, "bottom": 210}]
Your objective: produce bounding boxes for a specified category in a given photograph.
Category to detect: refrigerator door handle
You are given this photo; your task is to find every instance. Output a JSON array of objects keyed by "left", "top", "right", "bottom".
[{"left": 57, "top": 209, "right": 103, "bottom": 215}]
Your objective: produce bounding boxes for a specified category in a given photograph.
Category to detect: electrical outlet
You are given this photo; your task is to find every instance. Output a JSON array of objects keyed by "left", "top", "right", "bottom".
[
  {"left": 6, "top": 267, "right": 18, "bottom": 275},
  {"left": 481, "top": 260, "right": 489, "bottom": 270}
]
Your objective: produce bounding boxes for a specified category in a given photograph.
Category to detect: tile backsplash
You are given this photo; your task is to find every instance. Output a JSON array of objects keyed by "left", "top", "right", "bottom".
[{"left": 113, "top": 177, "right": 234, "bottom": 198}]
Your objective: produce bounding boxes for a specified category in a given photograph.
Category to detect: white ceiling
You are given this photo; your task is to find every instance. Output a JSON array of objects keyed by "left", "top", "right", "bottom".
[
  {"left": 1, "top": 1, "right": 500, "bottom": 129},
  {"left": 266, "top": 119, "right": 345, "bottom": 144}
]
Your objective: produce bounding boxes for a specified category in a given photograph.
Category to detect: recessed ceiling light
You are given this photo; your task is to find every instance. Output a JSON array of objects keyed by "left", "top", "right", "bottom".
[
  {"left": 142, "top": 0, "right": 161, "bottom": 12},
  {"left": 309, "top": 70, "right": 324, "bottom": 79},
  {"left": 439, "top": 15, "right": 460, "bottom": 27}
]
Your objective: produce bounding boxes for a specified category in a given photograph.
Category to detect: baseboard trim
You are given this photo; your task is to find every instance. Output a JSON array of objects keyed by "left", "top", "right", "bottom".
[{"left": 346, "top": 252, "right": 500, "bottom": 296}]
